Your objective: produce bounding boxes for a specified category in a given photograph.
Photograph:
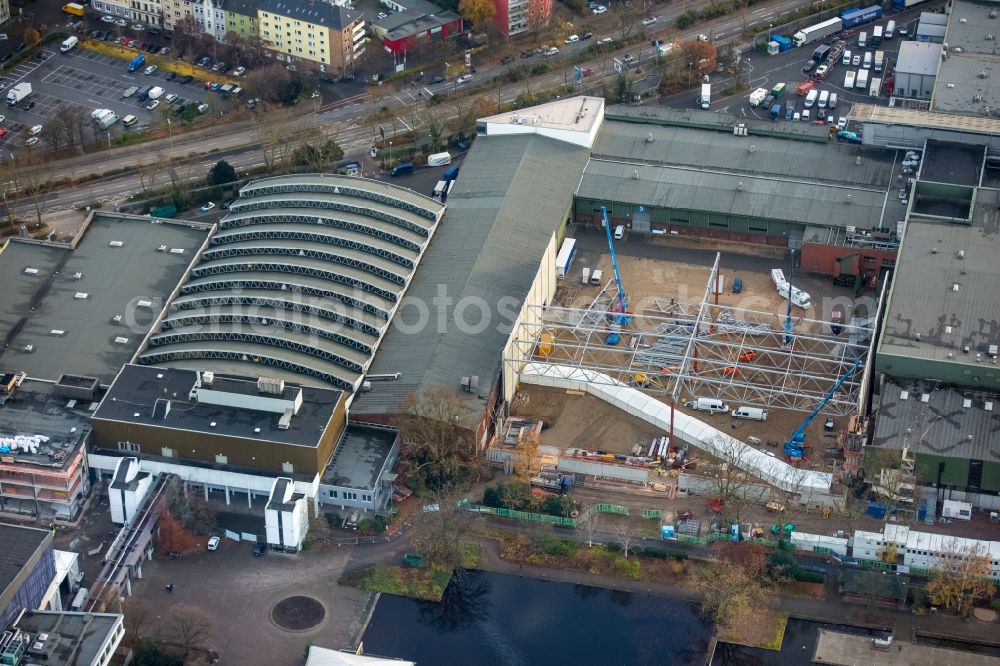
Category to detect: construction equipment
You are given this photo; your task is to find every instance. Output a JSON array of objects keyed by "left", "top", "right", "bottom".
[
  {"left": 600, "top": 206, "right": 631, "bottom": 344},
  {"left": 783, "top": 359, "right": 863, "bottom": 459}
]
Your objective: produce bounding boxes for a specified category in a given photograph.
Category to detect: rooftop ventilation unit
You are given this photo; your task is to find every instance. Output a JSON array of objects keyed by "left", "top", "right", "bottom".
[
  {"left": 109, "top": 240, "right": 124, "bottom": 247},
  {"left": 988, "top": 344, "right": 998, "bottom": 357},
  {"left": 114, "top": 336, "right": 129, "bottom": 344},
  {"left": 23, "top": 344, "right": 34, "bottom": 353},
  {"left": 646, "top": 132, "right": 654, "bottom": 143},
  {"left": 278, "top": 408, "right": 293, "bottom": 430},
  {"left": 978, "top": 69, "right": 988, "bottom": 79},
  {"left": 72, "top": 272, "right": 82, "bottom": 279},
  {"left": 157, "top": 245, "right": 167, "bottom": 252},
  {"left": 136, "top": 300, "right": 153, "bottom": 308},
  {"left": 23, "top": 267, "right": 38, "bottom": 275},
  {"left": 963, "top": 398, "right": 973, "bottom": 408},
  {"left": 169, "top": 248, "right": 185, "bottom": 254},
  {"left": 258, "top": 376, "right": 285, "bottom": 395},
  {"left": 202, "top": 371, "right": 215, "bottom": 385},
  {"left": 986, "top": 401, "right": 995, "bottom": 411},
  {"left": 112, "top": 315, "right": 122, "bottom": 323},
  {"left": 920, "top": 393, "right": 930, "bottom": 403},
  {"left": 74, "top": 292, "right": 88, "bottom": 299},
  {"left": 900, "top": 391, "right": 909, "bottom": 400},
  {"left": 737, "top": 181, "right": 744, "bottom": 191},
  {"left": 50, "top": 329, "right": 65, "bottom": 336},
  {"left": 957, "top": 249, "right": 966, "bottom": 259},
  {"left": 952, "top": 283, "right": 960, "bottom": 292},
  {"left": 945, "top": 325, "right": 953, "bottom": 334},
  {"left": 632, "top": 169, "right": 639, "bottom": 179}
]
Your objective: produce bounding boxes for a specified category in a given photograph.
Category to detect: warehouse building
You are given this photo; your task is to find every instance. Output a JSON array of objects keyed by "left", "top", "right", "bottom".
[
  {"left": 893, "top": 41, "right": 942, "bottom": 100},
  {"left": 573, "top": 106, "right": 903, "bottom": 282},
  {"left": 0, "top": 214, "right": 211, "bottom": 384},
  {"left": 352, "top": 98, "right": 595, "bottom": 444}
]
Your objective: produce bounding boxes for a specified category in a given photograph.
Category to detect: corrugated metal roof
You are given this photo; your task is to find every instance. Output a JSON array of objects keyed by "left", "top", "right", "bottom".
[
  {"left": 578, "top": 158, "right": 886, "bottom": 229},
  {"left": 871, "top": 378, "right": 1000, "bottom": 462},
  {"left": 354, "top": 135, "right": 590, "bottom": 418}
]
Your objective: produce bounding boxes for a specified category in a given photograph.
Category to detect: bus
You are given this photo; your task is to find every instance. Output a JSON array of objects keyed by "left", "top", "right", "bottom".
[
  {"left": 62, "top": 2, "right": 85, "bottom": 16},
  {"left": 555, "top": 237, "right": 577, "bottom": 278}
]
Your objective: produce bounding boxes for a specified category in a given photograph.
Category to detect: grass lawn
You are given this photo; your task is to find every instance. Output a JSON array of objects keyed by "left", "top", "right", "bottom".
[
  {"left": 717, "top": 611, "right": 788, "bottom": 650},
  {"left": 341, "top": 563, "right": 453, "bottom": 602}
]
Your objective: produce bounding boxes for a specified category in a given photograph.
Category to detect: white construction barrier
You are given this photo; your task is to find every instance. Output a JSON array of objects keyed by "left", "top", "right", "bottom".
[{"left": 519, "top": 362, "right": 832, "bottom": 494}]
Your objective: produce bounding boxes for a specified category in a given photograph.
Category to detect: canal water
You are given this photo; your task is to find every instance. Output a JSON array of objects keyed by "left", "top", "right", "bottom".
[{"left": 361, "top": 570, "right": 711, "bottom": 665}]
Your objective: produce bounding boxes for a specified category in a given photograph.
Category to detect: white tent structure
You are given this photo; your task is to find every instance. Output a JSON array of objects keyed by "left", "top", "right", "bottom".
[
  {"left": 519, "top": 362, "right": 832, "bottom": 495},
  {"left": 306, "top": 647, "right": 414, "bottom": 666}
]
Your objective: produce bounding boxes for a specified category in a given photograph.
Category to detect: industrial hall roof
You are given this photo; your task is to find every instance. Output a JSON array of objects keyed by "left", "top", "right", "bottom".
[
  {"left": 872, "top": 378, "right": 1000, "bottom": 463},
  {"left": 138, "top": 175, "right": 446, "bottom": 392},
  {"left": 354, "top": 134, "right": 590, "bottom": 421},
  {"left": 0, "top": 214, "right": 210, "bottom": 383},
  {"left": 580, "top": 112, "right": 891, "bottom": 229},
  {"left": 878, "top": 192, "right": 1000, "bottom": 370}
]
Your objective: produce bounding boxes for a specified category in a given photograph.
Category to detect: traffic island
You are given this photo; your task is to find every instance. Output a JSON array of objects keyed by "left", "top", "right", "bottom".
[{"left": 270, "top": 595, "right": 326, "bottom": 632}]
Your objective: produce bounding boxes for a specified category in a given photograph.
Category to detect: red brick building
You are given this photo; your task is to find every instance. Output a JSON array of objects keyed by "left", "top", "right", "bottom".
[{"left": 492, "top": 0, "right": 552, "bottom": 37}]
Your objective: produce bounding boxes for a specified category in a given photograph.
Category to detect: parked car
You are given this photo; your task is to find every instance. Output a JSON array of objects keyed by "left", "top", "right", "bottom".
[
  {"left": 233, "top": 65, "right": 246, "bottom": 76},
  {"left": 814, "top": 64, "right": 828, "bottom": 79},
  {"left": 131, "top": 23, "right": 145, "bottom": 31},
  {"left": 101, "top": 15, "right": 115, "bottom": 23},
  {"left": 145, "top": 99, "right": 159, "bottom": 110},
  {"left": 165, "top": 93, "right": 178, "bottom": 103},
  {"left": 178, "top": 74, "right": 193, "bottom": 84},
  {"left": 456, "top": 73, "right": 473, "bottom": 84},
  {"left": 592, "top": 4, "right": 607, "bottom": 13},
  {"left": 429, "top": 75, "right": 444, "bottom": 84},
  {"left": 500, "top": 55, "right": 513, "bottom": 65},
  {"left": 565, "top": 34, "right": 579, "bottom": 43},
  {"left": 164, "top": 71, "right": 176, "bottom": 81},
  {"left": 581, "top": 32, "right": 593, "bottom": 40},
  {"left": 143, "top": 65, "right": 157, "bottom": 75},
  {"left": 0, "top": 128, "right": 7, "bottom": 138},
  {"left": 197, "top": 102, "right": 209, "bottom": 113},
  {"left": 641, "top": 16, "right": 657, "bottom": 25},
  {"left": 207, "top": 536, "right": 220, "bottom": 551},
  {"left": 159, "top": 46, "right": 170, "bottom": 55},
  {"left": 545, "top": 46, "right": 559, "bottom": 56},
  {"left": 24, "top": 136, "right": 37, "bottom": 147},
  {"left": 23, "top": 101, "right": 34, "bottom": 110},
  {"left": 200, "top": 201, "right": 215, "bottom": 212},
  {"left": 29, "top": 124, "right": 42, "bottom": 136}
]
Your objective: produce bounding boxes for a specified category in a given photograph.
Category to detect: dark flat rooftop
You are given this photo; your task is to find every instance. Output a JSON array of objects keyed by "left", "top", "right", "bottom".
[
  {"left": 0, "top": 215, "right": 210, "bottom": 383},
  {"left": 0, "top": 523, "right": 51, "bottom": 597},
  {"left": 919, "top": 141, "right": 983, "bottom": 186},
  {"left": 93, "top": 364, "right": 342, "bottom": 448},
  {"left": 322, "top": 425, "right": 397, "bottom": 490}
]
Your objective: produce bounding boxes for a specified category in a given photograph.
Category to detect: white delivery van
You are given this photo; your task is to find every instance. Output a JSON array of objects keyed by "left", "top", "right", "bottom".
[
  {"left": 432, "top": 180, "right": 448, "bottom": 200},
  {"left": 732, "top": 406, "right": 767, "bottom": 421},
  {"left": 590, "top": 269, "right": 603, "bottom": 285},
  {"left": 858, "top": 31, "right": 867, "bottom": 48},
  {"left": 148, "top": 86, "right": 165, "bottom": 100},
  {"left": 686, "top": 397, "right": 729, "bottom": 412},
  {"left": 427, "top": 151, "right": 452, "bottom": 166},
  {"left": 60, "top": 36, "right": 79, "bottom": 53},
  {"left": 122, "top": 114, "right": 138, "bottom": 127},
  {"left": 828, "top": 93, "right": 838, "bottom": 109},
  {"left": 863, "top": 52, "right": 872, "bottom": 69},
  {"left": 818, "top": 90, "right": 829, "bottom": 108},
  {"left": 804, "top": 89, "right": 818, "bottom": 108},
  {"left": 613, "top": 224, "right": 625, "bottom": 240}
]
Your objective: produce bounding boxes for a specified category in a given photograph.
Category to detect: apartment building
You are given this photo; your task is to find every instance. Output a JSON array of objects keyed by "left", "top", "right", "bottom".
[
  {"left": 161, "top": 0, "right": 226, "bottom": 39},
  {"left": 259, "top": 0, "right": 365, "bottom": 73},
  {"left": 492, "top": 0, "right": 551, "bottom": 37},
  {"left": 225, "top": 0, "right": 260, "bottom": 39}
]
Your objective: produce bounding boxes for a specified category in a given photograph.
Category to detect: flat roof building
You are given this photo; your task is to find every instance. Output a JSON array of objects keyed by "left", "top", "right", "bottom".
[
  {"left": 893, "top": 41, "right": 942, "bottom": 100},
  {"left": 876, "top": 188, "right": 1000, "bottom": 390},
  {"left": 353, "top": 131, "right": 589, "bottom": 442},
  {"left": 319, "top": 425, "right": 399, "bottom": 512},
  {"left": 6, "top": 609, "right": 124, "bottom": 666},
  {"left": 931, "top": 0, "right": 1000, "bottom": 116},
  {"left": 0, "top": 214, "right": 211, "bottom": 383},
  {"left": 92, "top": 364, "right": 346, "bottom": 476}
]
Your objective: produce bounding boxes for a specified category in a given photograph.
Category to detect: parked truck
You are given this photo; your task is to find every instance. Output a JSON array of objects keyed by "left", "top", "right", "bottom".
[
  {"left": 872, "top": 25, "right": 883, "bottom": 46},
  {"left": 856, "top": 68, "right": 870, "bottom": 90},
  {"left": 840, "top": 5, "right": 883, "bottom": 29},
  {"left": 91, "top": 109, "right": 120, "bottom": 129},
  {"left": 6, "top": 83, "right": 31, "bottom": 106},
  {"left": 874, "top": 50, "right": 885, "bottom": 72},
  {"left": 792, "top": 17, "right": 842, "bottom": 47},
  {"left": 770, "top": 103, "right": 782, "bottom": 119},
  {"left": 749, "top": 87, "right": 768, "bottom": 107},
  {"left": 892, "top": 0, "right": 928, "bottom": 10},
  {"left": 844, "top": 70, "right": 856, "bottom": 88},
  {"left": 127, "top": 54, "right": 145, "bottom": 73},
  {"left": 698, "top": 83, "right": 711, "bottom": 110}
]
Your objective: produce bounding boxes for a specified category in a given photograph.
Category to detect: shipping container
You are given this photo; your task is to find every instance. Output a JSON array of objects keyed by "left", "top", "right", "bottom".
[{"left": 840, "top": 5, "right": 883, "bottom": 29}]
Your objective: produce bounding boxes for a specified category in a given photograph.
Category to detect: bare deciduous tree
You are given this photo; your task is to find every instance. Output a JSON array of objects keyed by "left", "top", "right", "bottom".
[
  {"left": 168, "top": 604, "right": 214, "bottom": 656},
  {"left": 121, "top": 597, "right": 152, "bottom": 647}
]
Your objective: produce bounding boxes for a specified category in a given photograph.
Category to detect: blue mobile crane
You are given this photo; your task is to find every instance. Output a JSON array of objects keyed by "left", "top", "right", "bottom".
[
  {"left": 600, "top": 206, "right": 630, "bottom": 344},
  {"left": 783, "top": 358, "right": 863, "bottom": 459}
]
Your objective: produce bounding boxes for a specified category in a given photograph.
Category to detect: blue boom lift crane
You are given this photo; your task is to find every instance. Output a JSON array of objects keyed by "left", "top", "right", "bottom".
[
  {"left": 783, "top": 358, "right": 863, "bottom": 459},
  {"left": 600, "top": 206, "right": 630, "bottom": 344}
]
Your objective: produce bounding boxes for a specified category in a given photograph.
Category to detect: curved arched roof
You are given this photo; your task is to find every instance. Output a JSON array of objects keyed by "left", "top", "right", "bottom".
[{"left": 139, "top": 175, "right": 445, "bottom": 391}]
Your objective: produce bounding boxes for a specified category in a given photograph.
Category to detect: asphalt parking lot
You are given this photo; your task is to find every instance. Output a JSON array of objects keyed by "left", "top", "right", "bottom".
[{"left": 0, "top": 45, "right": 215, "bottom": 152}]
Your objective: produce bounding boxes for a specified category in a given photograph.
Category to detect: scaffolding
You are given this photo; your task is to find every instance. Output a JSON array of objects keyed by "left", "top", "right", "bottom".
[{"left": 509, "top": 253, "right": 874, "bottom": 417}]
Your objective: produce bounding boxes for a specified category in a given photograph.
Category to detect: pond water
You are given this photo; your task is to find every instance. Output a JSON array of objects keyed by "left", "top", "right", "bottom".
[{"left": 361, "top": 570, "right": 711, "bottom": 665}]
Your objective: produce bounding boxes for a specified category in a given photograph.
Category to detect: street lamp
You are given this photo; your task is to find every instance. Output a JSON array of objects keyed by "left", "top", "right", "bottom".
[
  {"left": 768, "top": 23, "right": 773, "bottom": 40},
  {"left": 388, "top": 140, "right": 392, "bottom": 166}
]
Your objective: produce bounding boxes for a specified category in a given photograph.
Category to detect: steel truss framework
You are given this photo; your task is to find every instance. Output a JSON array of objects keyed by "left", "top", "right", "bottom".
[
  {"left": 189, "top": 260, "right": 400, "bottom": 301},
  {"left": 179, "top": 278, "right": 391, "bottom": 318},
  {"left": 229, "top": 198, "right": 430, "bottom": 237},
  {"left": 219, "top": 213, "right": 424, "bottom": 252},
  {"left": 201, "top": 245, "right": 410, "bottom": 284},
  {"left": 209, "top": 228, "right": 416, "bottom": 267},
  {"left": 139, "top": 347, "right": 351, "bottom": 389},
  {"left": 508, "top": 255, "right": 874, "bottom": 416},
  {"left": 160, "top": 313, "right": 377, "bottom": 353},
  {"left": 239, "top": 180, "right": 441, "bottom": 222},
  {"left": 170, "top": 294, "right": 385, "bottom": 335}
]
